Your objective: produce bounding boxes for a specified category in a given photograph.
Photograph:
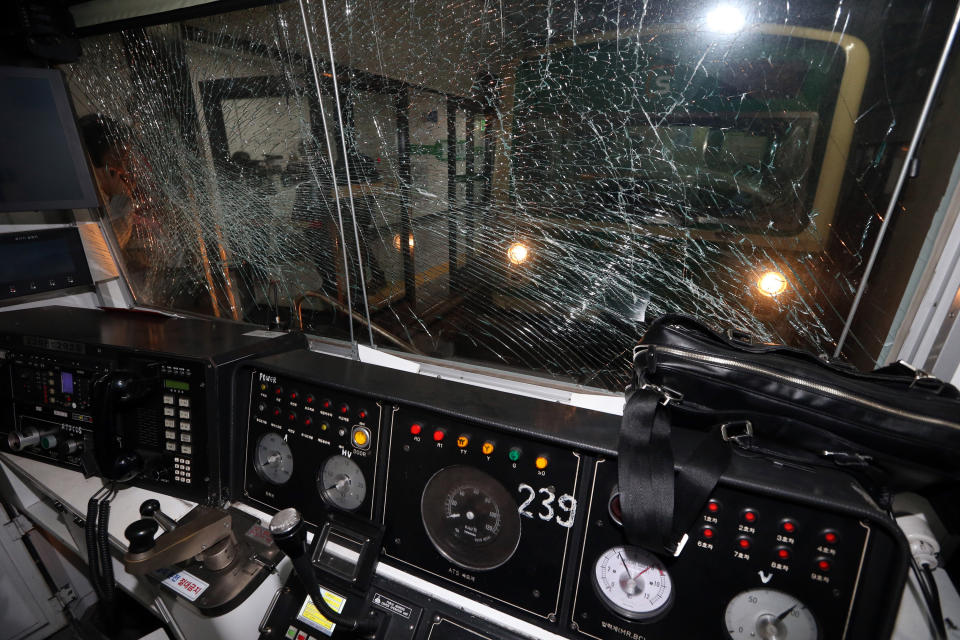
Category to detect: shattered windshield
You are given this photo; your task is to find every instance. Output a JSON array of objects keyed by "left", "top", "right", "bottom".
[{"left": 65, "top": 0, "right": 958, "bottom": 390}]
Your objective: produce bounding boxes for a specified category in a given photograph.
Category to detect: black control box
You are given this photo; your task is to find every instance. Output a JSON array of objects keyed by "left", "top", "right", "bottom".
[{"left": 0, "top": 306, "right": 306, "bottom": 503}]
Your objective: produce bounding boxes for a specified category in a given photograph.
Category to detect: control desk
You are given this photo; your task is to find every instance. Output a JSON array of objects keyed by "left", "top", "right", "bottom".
[{"left": 232, "top": 350, "right": 908, "bottom": 640}]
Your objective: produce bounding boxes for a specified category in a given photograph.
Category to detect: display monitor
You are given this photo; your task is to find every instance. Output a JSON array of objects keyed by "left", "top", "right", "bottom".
[{"left": 0, "top": 66, "right": 100, "bottom": 212}]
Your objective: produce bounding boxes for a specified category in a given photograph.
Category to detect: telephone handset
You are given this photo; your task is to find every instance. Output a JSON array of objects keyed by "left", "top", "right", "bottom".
[{"left": 91, "top": 368, "right": 158, "bottom": 482}]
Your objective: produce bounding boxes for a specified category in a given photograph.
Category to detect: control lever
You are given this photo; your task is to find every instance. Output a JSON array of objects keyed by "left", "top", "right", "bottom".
[
  {"left": 123, "top": 505, "right": 236, "bottom": 575},
  {"left": 269, "top": 508, "right": 378, "bottom": 637},
  {"left": 140, "top": 499, "right": 177, "bottom": 532}
]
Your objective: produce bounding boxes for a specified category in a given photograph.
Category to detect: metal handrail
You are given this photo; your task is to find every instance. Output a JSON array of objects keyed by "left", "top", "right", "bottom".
[{"left": 294, "top": 290, "right": 426, "bottom": 356}]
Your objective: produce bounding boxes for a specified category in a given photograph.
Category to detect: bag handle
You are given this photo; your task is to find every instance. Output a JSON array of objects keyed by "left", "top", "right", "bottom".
[{"left": 618, "top": 387, "right": 732, "bottom": 555}]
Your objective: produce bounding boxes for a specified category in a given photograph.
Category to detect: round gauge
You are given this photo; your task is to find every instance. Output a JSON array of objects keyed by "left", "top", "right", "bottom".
[
  {"left": 421, "top": 465, "right": 522, "bottom": 571},
  {"left": 253, "top": 432, "right": 293, "bottom": 485},
  {"left": 593, "top": 546, "right": 674, "bottom": 621},
  {"left": 318, "top": 455, "right": 367, "bottom": 511},
  {"left": 724, "top": 588, "right": 818, "bottom": 640}
]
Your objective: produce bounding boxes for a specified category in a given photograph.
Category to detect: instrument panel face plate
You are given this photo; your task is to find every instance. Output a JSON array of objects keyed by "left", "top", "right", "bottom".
[
  {"left": 571, "top": 460, "right": 872, "bottom": 640},
  {"left": 382, "top": 406, "right": 583, "bottom": 620},
  {"left": 242, "top": 370, "right": 381, "bottom": 523}
]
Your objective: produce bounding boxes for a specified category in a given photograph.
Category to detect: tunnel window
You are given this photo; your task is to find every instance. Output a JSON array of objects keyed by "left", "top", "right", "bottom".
[{"left": 65, "top": 1, "right": 960, "bottom": 390}]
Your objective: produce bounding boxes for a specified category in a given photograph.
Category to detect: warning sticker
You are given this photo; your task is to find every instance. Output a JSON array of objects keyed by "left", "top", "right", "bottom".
[
  {"left": 296, "top": 589, "right": 347, "bottom": 637},
  {"left": 371, "top": 593, "right": 412, "bottom": 619},
  {"left": 154, "top": 568, "right": 209, "bottom": 602}
]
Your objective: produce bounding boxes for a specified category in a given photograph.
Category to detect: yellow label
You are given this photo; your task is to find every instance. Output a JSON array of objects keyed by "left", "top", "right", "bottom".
[{"left": 296, "top": 589, "right": 347, "bottom": 636}]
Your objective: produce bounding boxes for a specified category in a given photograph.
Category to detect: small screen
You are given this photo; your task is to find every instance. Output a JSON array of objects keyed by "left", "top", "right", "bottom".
[
  {"left": 0, "top": 68, "right": 99, "bottom": 211},
  {"left": 60, "top": 371, "right": 74, "bottom": 394},
  {"left": 164, "top": 379, "right": 190, "bottom": 391},
  {"left": 0, "top": 237, "right": 76, "bottom": 282}
]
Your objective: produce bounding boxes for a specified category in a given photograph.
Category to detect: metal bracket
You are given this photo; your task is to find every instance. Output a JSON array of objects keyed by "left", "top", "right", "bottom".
[
  {"left": 640, "top": 383, "right": 683, "bottom": 406},
  {"left": 721, "top": 421, "right": 754, "bottom": 447},
  {"left": 50, "top": 585, "right": 77, "bottom": 610}
]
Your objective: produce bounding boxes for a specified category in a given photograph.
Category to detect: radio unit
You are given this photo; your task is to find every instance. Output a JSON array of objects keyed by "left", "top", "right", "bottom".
[{"left": 0, "top": 306, "right": 306, "bottom": 503}]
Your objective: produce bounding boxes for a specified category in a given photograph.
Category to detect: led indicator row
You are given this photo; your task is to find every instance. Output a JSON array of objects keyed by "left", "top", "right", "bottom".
[{"left": 409, "top": 423, "right": 548, "bottom": 469}]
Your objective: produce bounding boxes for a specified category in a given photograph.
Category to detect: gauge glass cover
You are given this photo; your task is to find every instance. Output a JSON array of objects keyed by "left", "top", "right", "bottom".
[
  {"left": 724, "top": 588, "right": 818, "bottom": 640},
  {"left": 253, "top": 432, "right": 294, "bottom": 485},
  {"left": 318, "top": 454, "right": 367, "bottom": 511},
  {"left": 592, "top": 545, "right": 674, "bottom": 621}
]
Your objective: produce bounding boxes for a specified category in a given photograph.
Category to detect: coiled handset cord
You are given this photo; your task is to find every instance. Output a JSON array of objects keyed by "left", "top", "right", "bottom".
[{"left": 86, "top": 484, "right": 117, "bottom": 624}]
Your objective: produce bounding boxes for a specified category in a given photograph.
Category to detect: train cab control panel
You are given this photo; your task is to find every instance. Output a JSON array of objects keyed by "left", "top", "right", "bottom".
[
  {"left": 0, "top": 306, "right": 305, "bottom": 503},
  {"left": 237, "top": 350, "right": 908, "bottom": 640}
]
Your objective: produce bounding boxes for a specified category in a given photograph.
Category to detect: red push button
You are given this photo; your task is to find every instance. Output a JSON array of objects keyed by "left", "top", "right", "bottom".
[
  {"left": 816, "top": 558, "right": 832, "bottom": 572},
  {"left": 742, "top": 509, "right": 758, "bottom": 523},
  {"left": 822, "top": 530, "right": 839, "bottom": 544},
  {"left": 776, "top": 547, "right": 791, "bottom": 561},
  {"left": 701, "top": 526, "right": 715, "bottom": 540},
  {"left": 781, "top": 519, "right": 797, "bottom": 534},
  {"left": 737, "top": 536, "right": 752, "bottom": 550},
  {"left": 707, "top": 500, "right": 721, "bottom": 514}
]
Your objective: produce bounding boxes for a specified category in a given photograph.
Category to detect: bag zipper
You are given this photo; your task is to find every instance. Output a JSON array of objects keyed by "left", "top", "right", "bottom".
[{"left": 645, "top": 345, "right": 960, "bottom": 431}]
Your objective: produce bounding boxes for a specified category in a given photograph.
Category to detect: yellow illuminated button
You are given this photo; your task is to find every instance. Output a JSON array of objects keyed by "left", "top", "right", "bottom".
[
  {"left": 457, "top": 435, "right": 469, "bottom": 448},
  {"left": 351, "top": 426, "right": 371, "bottom": 449},
  {"left": 481, "top": 441, "right": 495, "bottom": 455},
  {"left": 535, "top": 456, "right": 549, "bottom": 470}
]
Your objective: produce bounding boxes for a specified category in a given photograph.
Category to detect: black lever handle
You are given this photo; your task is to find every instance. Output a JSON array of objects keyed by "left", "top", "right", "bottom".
[
  {"left": 269, "top": 508, "right": 378, "bottom": 637},
  {"left": 139, "top": 499, "right": 177, "bottom": 532},
  {"left": 125, "top": 518, "right": 159, "bottom": 554}
]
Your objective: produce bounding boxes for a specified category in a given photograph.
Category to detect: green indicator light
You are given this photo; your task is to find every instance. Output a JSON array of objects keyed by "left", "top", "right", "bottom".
[{"left": 508, "top": 448, "right": 521, "bottom": 462}]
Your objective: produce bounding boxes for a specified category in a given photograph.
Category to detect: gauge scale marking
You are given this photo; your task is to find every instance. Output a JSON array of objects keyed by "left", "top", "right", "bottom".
[
  {"left": 421, "top": 465, "right": 522, "bottom": 571},
  {"left": 724, "top": 588, "right": 818, "bottom": 640},
  {"left": 253, "top": 432, "right": 293, "bottom": 485},
  {"left": 593, "top": 546, "right": 674, "bottom": 621}
]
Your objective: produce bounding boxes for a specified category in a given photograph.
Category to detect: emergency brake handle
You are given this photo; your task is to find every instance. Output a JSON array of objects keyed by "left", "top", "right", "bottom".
[
  {"left": 269, "top": 508, "right": 379, "bottom": 638},
  {"left": 122, "top": 505, "right": 234, "bottom": 576}
]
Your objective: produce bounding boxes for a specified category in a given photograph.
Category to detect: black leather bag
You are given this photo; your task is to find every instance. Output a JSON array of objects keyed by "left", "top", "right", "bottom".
[{"left": 618, "top": 314, "right": 960, "bottom": 554}]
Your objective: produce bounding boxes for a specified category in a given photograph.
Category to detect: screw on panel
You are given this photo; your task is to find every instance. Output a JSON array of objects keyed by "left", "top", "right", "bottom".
[{"left": 571, "top": 622, "right": 580, "bottom": 630}]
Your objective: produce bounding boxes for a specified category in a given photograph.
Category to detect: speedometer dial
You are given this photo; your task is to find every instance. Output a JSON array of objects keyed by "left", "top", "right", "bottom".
[
  {"left": 593, "top": 546, "right": 674, "bottom": 621},
  {"left": 421, "top": 465, "right": 521, "bottom": 571},
  {"left": 724, "top": 589, "right": 818, "bottom": 640}
]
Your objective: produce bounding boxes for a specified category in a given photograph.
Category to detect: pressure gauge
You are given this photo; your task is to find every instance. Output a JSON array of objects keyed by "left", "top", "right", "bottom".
[
  {"left": 724, "top": 588, "right": 818, "bottom": 640},
  {"left": 253, "top": 432, "right": 294, "bottom": 485},
  {"left": 318, "top": 455, "right": 367, "bottom": 511},
  {"left": 593, "top": 546, "right": 674, "bottom": 621}
]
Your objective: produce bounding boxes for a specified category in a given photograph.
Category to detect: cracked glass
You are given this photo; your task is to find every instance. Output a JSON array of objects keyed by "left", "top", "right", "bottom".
[{"left": 66, "top": 0, "right": 959, "bottom": 390}]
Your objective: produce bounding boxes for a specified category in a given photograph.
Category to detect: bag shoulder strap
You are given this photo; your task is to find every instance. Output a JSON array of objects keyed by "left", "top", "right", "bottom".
[{"left": 618, "top": 388, "right": 731, "bottom": 554}]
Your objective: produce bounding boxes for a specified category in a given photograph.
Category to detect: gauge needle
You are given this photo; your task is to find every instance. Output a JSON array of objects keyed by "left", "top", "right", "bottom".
[
  {"left": 775, "top": 604, "right": 797, "bottom": 621},
  {"left": 618, "top": 553, "right": 631, "bottom": 575},
  {"left": 633, "top": 566, "right": 651, "bottom": 581}
]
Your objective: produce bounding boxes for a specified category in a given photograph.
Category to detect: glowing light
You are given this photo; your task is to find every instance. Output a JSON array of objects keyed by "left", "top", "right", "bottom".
[
  {"left": 705, "top": 5, "right": 746, "bottom": 33},
  {"left": 393, "top": 233, "right": 415, "bottom": 251},
  {"left": 757, "top": 271, "right": 788, "bottom": 297},
  {"left": 507, "top": 242, "right": 530, "bottom": 265}
]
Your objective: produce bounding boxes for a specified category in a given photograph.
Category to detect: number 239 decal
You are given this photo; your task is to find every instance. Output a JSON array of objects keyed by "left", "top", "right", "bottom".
[{"left": 517, "top": 483, "right": 576, "bottom": 528}]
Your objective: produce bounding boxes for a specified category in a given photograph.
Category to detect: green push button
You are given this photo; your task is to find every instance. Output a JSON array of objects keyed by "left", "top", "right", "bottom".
[
  {"left": 285, "top": 626, "right": 298, "bottom": 639},
  {"left": 508, "top": 448, "right": 522, "bottom": 462}
]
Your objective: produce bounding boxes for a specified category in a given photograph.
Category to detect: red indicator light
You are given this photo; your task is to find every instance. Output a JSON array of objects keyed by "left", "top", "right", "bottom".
[
  {"left": 287, "top": 413, "right": 296, "bottom": 422},
  {"left": 738, "top": 537, "right": 751, "bottom": 550},
  {"left": 306, "top": 395, "right": 315, "bottom": 404},
  {"left": 339, "top": 404, "right": 349, "bottom": 414},
  {"left": 322, "top": 399, "right": 332, "bottom": 409},
  {"left": 743, "top": 510, "right": 757, "bottom": 523},
  {"left": 275, "top": 387, "right": 283, "bottom": 395},
  {"left": 702, "top": 527, "right": 715, "bottom": 539},
  {"left": 359, "top": 409, "right": 368, "bottom": 420},
  {"left": 272, "top": 408, "right": 281, "bottom": 417},
  {"left": 433, "top": 429, "right": 445, "bottom": 442},
  {"left": 777, "top": 548, "right": 791, "bottom": 560},
  {"left": 289, "top": 391, "right": 298, "bottom": 401},
  {"left": 824, "top": 531, "right": 838, "bottom": 544},
  {"left": 817, "top": 559, "right": 832, "bottom": 572},
  {"left": 782, "top": 520, "right": 796, "bottom": 534},
  {"left": 410, "top": 423, "right": 422, "bottom": 435},
  {"left": 304, "top": 417, "right": 313, "bottom": 427},
  {"left": 707, "top": 500, "right": 720, "bottom": 513}
]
